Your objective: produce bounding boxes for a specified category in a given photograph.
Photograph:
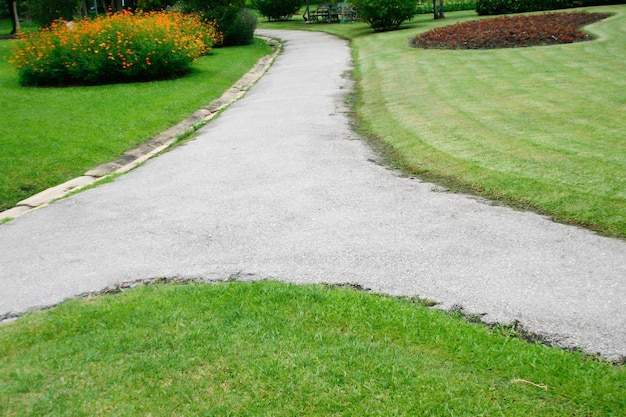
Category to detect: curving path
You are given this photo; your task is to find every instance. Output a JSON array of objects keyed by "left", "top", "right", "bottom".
[{"left": 1, "top": 30, "right": 624, "bottom": 361}]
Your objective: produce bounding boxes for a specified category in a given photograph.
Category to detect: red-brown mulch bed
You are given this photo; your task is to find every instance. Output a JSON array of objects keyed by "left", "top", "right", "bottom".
[{"left": 410, "top": 12, "right": 610, "bottom": 49}]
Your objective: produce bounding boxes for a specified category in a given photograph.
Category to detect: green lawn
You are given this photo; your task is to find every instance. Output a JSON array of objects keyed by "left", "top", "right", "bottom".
[
  {"left": 1, "top": 12, "right": 623, "bottom": 416},
  {"left": 0, "top": 23, "right": 271, "bottom": 212},
  {"left": 260, "top": 5, "right": 626, "bottom": 238},
  {"left": 1, "top": 281, "right": 624, "bottom": 416}
]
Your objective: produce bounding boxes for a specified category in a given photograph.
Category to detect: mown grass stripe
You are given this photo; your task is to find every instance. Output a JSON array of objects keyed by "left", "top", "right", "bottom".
[{"left": 344, "top": 7, "right": 626, "bottom": 234}]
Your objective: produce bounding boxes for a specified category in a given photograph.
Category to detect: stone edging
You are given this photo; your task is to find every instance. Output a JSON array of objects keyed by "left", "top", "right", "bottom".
[{"left": 0, "top": 37, "right": 282, "bottom": 223}]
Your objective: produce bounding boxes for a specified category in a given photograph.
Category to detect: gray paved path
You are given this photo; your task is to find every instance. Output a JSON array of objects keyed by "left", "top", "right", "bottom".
[{"left": 1, "top": 30, "right": 625, "bottom": 361}]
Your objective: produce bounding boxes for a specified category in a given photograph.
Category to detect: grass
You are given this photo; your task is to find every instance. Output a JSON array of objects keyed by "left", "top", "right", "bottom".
[
  {"left": 1, "top": 11, "right": 623, "bottom": 416},
  {"left": 0, "top": 19, "right": 271, "bottom": 211},
  {"left": 260, "top": 5, "right": 626, "bottom": 238},
  {"left": 1, "top": 281, "right": 624, "bottom": 416}
]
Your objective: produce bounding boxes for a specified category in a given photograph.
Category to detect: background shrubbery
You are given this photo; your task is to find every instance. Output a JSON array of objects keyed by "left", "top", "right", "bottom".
[
  {"left": 476, "top": 0, "right": 625, "bottom": 15},
  {"left": 0, "top": 1, "right": 29, "bottom": 19},
  {"left": 10, "top": 11, "right": 221, "bottom": 86},
  {"left": 253, "top": 0, "right": 303, "bottom": 21},
  {"left": 349, "top": 0, "right": 417, "bottom": 31},
  {"left": 9, "top": 0, "right": 256, "bottom": 47},
  {"left": 180, "top": 0, "right": 256, "bottom": 46},
  {"left": 29, "top": 0, "right": 83, "bottom": 27},
  {"left": 137, "top": 0, "right": 173, "bottom": 11},
  {"left": 222, "top": 8, "right": 258, "bottom": 45},
  {"left": 416, "top": 0, "right": 477, "bottom": 14}
]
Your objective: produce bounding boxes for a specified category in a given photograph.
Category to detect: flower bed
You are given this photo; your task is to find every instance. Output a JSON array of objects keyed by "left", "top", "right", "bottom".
[
  {"left": 410, "top": 11, "right": 610, "bottom": 49},
  {"left": 10, "top": 11, "right": 222, "bottom": 86}
]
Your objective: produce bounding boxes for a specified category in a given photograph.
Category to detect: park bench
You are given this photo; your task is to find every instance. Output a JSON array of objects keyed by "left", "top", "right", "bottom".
[
  {"left": 307, "top": 2, "right": 356, "bottom": 23},
  {"left": 309, "top": 3, "right": 332, "bottom": 23}
]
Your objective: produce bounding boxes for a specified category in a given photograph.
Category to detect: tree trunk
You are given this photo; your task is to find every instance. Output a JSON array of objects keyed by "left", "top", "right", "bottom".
[
  {"left": 433, "top": 0, "right": 445, "bottom": 19},
  {"left": 78, "top": 1, "right": 89, "bottom": 19},
  {"left": 6, "top": 0, "right": 20, "bottom": 35}
]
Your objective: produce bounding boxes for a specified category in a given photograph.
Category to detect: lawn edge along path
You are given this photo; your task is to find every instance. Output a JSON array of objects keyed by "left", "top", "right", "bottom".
[{"left": 0, "top": 36, "right": 282, "bottom": 223}]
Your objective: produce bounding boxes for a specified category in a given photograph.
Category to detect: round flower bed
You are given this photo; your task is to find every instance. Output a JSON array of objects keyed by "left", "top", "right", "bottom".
[
  {"left": 410, "top": 12, "right": 610, "bottom": 49},
  {"left": 10, "top": 11, "right": 223, "bottom": 86}
]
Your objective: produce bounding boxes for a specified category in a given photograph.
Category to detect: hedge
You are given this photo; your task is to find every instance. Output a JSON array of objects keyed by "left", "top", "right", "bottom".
[{"left": 476, "top": 0, "right": 624, "bottom": 15}]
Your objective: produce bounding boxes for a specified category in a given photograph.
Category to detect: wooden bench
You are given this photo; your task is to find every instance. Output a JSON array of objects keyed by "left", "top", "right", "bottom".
[
  {"left": 309, "top": 3, "right": 332, "bottom": 23},
  {"left": 307, "top": 3, "right": 356, "bottom": 23}
]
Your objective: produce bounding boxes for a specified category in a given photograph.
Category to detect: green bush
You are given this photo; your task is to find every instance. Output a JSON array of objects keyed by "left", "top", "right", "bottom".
[
  {"left": 253, "top": 0, "right": 303, "bottom": 21},
  {"left": 180, "top": 0, "right": 256, "bottom": 46},
  {"left": 350, "top": 0, "right": 417, "bottom": 31},
  {"left": 224, "top": 8, "right": 258, "bottom": 45},
  {"left": 476, "top": 0, "right": 624, "bottom": 15},
  {"left": 10, "top": 11, "right": 221, "bottom": 86},
  {"left": 29, "top": 0, "right": 83, "bottom": 27}
]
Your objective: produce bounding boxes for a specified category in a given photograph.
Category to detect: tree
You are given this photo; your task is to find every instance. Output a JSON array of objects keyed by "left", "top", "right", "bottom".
[
  {"left": 433, "top": 0, "right": 444, "bottom": 19},
  {"left": 6, "top": 0, "right": 20, "bottom": 35}
]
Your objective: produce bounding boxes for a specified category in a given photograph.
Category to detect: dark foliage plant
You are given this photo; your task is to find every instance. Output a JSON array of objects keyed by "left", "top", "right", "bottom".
[
  {"left": 136, "top": 0, "right": 172, "bottom": 11},
  {"left": 180, "top": 0, "right": 253, "bottom": 46},
  {"left": 225, "top": 8, "right": 258, "bottom": 46},
  {"left": 253, "top": 0, "right": 303, "bottom": 21},
  {"left": 0, "top": 0, "right": 29, "bottom": 19},
  {"left": 29, "top": 0, "right": 83, "bottom": 27},
  {"left": 410, "top": 11, "right": 610, "bottom": 49}
]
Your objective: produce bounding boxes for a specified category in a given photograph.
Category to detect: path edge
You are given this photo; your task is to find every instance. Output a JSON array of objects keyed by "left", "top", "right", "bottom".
[{"left": 0, "top": 36, "right": 282, "bottom": 223}]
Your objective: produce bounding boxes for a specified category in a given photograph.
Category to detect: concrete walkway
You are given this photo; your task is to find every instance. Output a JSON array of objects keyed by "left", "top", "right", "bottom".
[{"left": 1, "top": 30, "right": 624, "bottom": 361}]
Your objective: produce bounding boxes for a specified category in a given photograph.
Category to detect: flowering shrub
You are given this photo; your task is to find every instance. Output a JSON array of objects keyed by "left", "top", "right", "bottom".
[
  {"left": 10, "top": 11, "right": 223, "bottom": 86},
  {"left": 410, "top": 12, "right": 609, "bottom": 49}
]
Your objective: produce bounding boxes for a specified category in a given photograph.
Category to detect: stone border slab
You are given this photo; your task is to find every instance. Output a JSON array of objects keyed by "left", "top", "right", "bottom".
[{"left": 0, "top": 37, "right": 281, "bottom": 223}]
